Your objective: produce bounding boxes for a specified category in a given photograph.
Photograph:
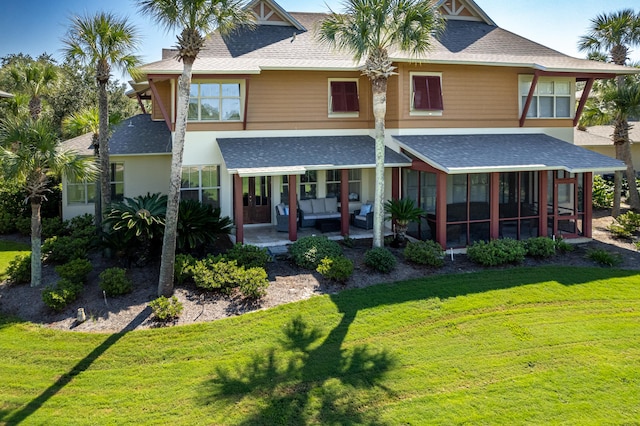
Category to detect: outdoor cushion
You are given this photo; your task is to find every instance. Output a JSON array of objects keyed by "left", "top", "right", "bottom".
[
  {"left": 324, "top": 197, "right": 338, "bottom": 212},
  {"left": 276, "top": 203, "right": 286, "bottom": 216},
  {"left": 311, "top": 198, "right": 325, "bottom": 213},
  {"left": 298, "top": 199, "right": 313, "bottom": 213},
  {"left": 360, "top": 204, "right": 372, "bottom": 215}
]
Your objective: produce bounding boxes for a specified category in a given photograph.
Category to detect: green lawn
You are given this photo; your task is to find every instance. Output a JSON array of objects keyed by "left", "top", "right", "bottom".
[
  {"left": 1, "top": 266, "right": 639, "bottom": 425},
  {"left": 0, "top": 240, "right": 29, "bottom": 280}
]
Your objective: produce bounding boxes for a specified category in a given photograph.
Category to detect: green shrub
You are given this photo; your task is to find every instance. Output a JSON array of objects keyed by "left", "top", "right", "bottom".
[
  {"left": 592, "top": 175, "right": 614, "bottom": 209},
  {"left": 67, "top": 214, "right": 96, "bottom": 239},
  {"left": 150, "top": 296, "right": 184, "bottom": 321},
  {"left": 177, "top": 200, "right": 233, "bottom": 253},
  {"left": 5, "top": 254, "right": 31, "bottom": 285},
  {"left": 237, "top": 267, "right": 270, "bottom": 299},
  {"left": 41, "top": 279, "right": 83, "bottom": 312},
  {"left": 586, "top": 248, "right": 623, "bottom": 267},
  {"left": 42, "top": 217, "right": 66, "bottom": 239},
  {"left": 608, "top": 211, "right": 640, "bottom": 239},
  {"left": 225, "top": 243, "right": 271, "bottom": 269},
  {"left": 55, "top": 258, "right": 93, "bottom": 283},
  {"left": 364, "top": 247, "right": 397, "bottom": 273},
  {"left": 525, "top": 237, "right": 556, "bottom": 259},
  {"left": 467, "top": 238, "right": 526, "bottom": 266},
  {"left": 0, "top": 210, "right": 15, "bottom": 234},
  {"left": 42, "top": 236, "right": 91, "bottom": 264},
  {"left": 15, "top": 217, "right": 31, "bottom": 236},
  {"left": 555, "top": 238, "right": 575, "bottom": 253},
  {"left": 403, "top": 240, "right": 445, "bottom": 267},
  {"left": 289, "top": 236, "right": 343, "bottom": 269},
  {"left": 99, "top": 267, "right": 133, "bottom": 296},
  {"left": 192, "top": 258, "right": 239, "bottom": 292},
  {"left": 316, "top": 256, "right": 354, "bottom": 282},
  {"left": 174, "top": 253, "right": 197, "bottom": 285}
]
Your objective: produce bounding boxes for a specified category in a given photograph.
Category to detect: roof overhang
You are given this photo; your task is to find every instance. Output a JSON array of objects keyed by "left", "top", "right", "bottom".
[
  {"left": 217, "top": 135, "right": 412, "bottom": 175},
  {"left": 393, "top": 133, "right": 626, "bottom": 174}
]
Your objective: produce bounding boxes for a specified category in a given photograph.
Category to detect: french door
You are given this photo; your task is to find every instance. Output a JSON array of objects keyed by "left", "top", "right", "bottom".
[{"left": 242, "top": 176, "right": 271, "bottom": 224}]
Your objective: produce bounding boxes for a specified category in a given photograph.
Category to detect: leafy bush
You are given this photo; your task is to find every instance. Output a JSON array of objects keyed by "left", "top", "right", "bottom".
[
  {"left": 467, "top": 238, "right": 526, "bottom": 266},
  {"left": 5, "top": 254, "right": 31, "bottom": 285},
  {"left": 592, "top": 175, "right": 614, "bottom": 209},
  {"left": 192, "top": 258, "right": 239, "bottom": 292},
  {"left": 42, "top": 236, "right": 91, "bottom": 264},
  {"left": 403, "top": 240, "right": 445, "bottom": 267},
  {"left": 55, "top": 258, "right": 93, "bottom": 283},
  {"left": 555, "top": 238, "right": 575, "bottom": 253},
  {"left": 586, "top": 248, "right": 623, "bottom": 267},
  {"left": 525, "top": 237, "right": 556, "bottom": 259},
  {"left": 174, "top": 253, "right": 197, "bottom": 285},
  {"left": 42, "top": 217, "right": 66, "bottom": 239},
  {"left": 225, "top": 243, "right": 270, "bottom": 269},
  {"left": 364, "top": 247, "right": 397, "bottom": 273},
  {"left": 0, "top": 210, "right": 15, "bottom": 234},
  {"left": 15, "top": 217, "right": 31, "bottom": 236},
  {"left": 67, "top": 214, "right": 96, "bottom": 239},
  {"left": 237, "top": 267, "right": 270, "bottom": 299},
  {"left": 150, "top": 296, "right": 184, "bottom": 322},
  {"left": 608, "top": 211, "right": 640, "bottom": 239},
  {"left": 99, "top": 267, "right": 133, "bottom": 296},
  {"left": 289, "top": 236, "right": 343, "bottom": 269},
  {"left": 177, "top": 200, "right": 233, "bottom": 253},
  {"left": 41, "top": 279, "right": 83, "bottom": 312},
  {"left": 316, "top": 256, "right": 354, "bottom": 282}
]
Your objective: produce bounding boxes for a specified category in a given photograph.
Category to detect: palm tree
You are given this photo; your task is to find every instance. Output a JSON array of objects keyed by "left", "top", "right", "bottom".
[
  {"left": 136, "top": 0, "right": 254, "bottom": 296},
  {"left": 0, "top": 117, "right": 97, "bottom": 287},
  {"left": 9, "top": 61, "right": 57, "bottom": 120},
  {"left": 62, "top": 12, "right": 141, "bottom": 229},
  {"left": 318, "top": 0, "right": 444, "bottom": 248},
  {"left": 578, "top": 9, "right": 640, "bottom": 214}
]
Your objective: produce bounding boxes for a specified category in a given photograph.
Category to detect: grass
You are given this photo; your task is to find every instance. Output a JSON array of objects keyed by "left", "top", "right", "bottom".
[
  {"left": 0, "top": 240, "right": 29, "bottom": 280},
  {"left": 0, "top": 266, "right": 639, "bottom": 425}
]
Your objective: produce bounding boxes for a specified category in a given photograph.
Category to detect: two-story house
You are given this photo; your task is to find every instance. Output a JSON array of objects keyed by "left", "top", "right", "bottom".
[{"left": 62, "top": 0, "right": 637, "bottom": 250}]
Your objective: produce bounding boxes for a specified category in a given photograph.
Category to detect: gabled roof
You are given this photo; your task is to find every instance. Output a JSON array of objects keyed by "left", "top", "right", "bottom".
[
  {"left": 60, "top": 114, "right": 171, "bottom": 156},
  {"left": 574, "top": 123, "right": 640, "bottom": 147},
  {"left": 394, "top": 133, "right": 626, "bottom": 174},
  {"left": 137, "top": 0, "right": 637, "bottom": 78}
]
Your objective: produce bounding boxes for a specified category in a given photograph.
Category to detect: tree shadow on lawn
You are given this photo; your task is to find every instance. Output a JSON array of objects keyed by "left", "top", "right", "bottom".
[
  {"left": 0, "top": 307, "right": 152, "bottom": 425},
  {"left": 203, "top": 266, "right": 639, "bottom": 424}
]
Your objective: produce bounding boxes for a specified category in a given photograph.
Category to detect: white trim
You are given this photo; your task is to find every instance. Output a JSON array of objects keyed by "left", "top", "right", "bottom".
[{"left": 518, "top": 75, "right": 575, "bottom": 119}]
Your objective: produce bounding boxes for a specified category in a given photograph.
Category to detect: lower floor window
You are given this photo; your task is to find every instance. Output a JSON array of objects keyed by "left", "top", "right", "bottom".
[
  {"left": 326, "top": 169, "right": 361, "bottom": 201},
  {"left": 181, "top": 165, "right": 221, "bottom": 207},
  {"left": 67, "top": 162, "right": 124, "bottom": 204}
]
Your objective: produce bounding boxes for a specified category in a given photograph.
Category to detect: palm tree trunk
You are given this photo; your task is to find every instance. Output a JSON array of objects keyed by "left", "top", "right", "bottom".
[
  {"left": 158, "top": 59, "right": 194, "bottom": 296},
  {"left": 97, "top": 79, "right": 110, "bottom": 230},
  {"left": 371, "top": 78, "right": 387, "bottom": 248},
  {"left": 30, "top": 201, "right": 42, "bottom": 287}
]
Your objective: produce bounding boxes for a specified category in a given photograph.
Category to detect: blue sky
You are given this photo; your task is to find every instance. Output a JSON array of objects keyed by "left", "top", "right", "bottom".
[{"left": 1, "top": 0, "right": 639, "bottom": 83}]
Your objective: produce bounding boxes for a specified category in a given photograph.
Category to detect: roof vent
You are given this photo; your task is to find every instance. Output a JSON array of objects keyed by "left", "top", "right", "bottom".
[{"left": 128, "top": 121, "right": 134, "bottom": 128}]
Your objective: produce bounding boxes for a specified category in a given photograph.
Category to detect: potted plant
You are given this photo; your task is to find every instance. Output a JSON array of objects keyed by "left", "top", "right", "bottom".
[{"left": 384, "top": 198, "right": 425, "bottom": 247}]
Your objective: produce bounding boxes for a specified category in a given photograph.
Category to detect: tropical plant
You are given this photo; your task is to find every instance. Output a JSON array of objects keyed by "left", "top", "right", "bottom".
[
  {"left": 62, "top": 12, "right": 141, "bottom": 229},
  {"left": 8, "top": 60, "right": 57, "bottom": 120},
  {"left": 318, "top": 0, "right": 444, "bottom": 247},
  {"left": 0, "top": 117, "right": 97, "bottom": 286},
  {"left": 578, "top": 9, "right": 640, "bottom": 214},
  {"left": 176, "top": 199, "right": 233, "bottom": 253},
  {"left": 136, "top": 0, "right": 254, "bottom": 296},
  {"left": 384, "top": 198, "right": 425, "bottom": 245}
]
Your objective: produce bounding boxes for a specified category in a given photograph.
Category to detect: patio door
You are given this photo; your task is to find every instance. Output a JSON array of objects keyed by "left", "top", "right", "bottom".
[
  {"left": 242, "top": 176, "right": 271, "bottom": 224},
  {"left": 552, "top": 176, "right": 580, "bottom": 238}
]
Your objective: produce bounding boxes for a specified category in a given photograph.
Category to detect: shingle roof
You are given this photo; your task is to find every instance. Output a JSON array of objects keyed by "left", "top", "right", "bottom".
[
  {"left": 217, "top": 135, "right": 411, "bottom": 175},
  {"left": 574, "top": 122, "right": 640, "bottom": 147},
  {"left": 138, "top": 12, "right": 636, "bottom": 76},
  {"left": 393, "top": 133, "right": 626, "bottom": 174},
  {"left": 60, "top": 114, "right": 171, "bottom": 156}
]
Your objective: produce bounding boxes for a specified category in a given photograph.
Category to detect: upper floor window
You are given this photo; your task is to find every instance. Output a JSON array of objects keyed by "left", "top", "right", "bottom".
[
  {"left": 519, "top": 76, "right": 573, "bottom": 118},
  {"left": 181, "top": 165, "right": 221, "bottom": 207},
  {"left": 411, "top": 72, "right": 443, "bottom": 115},
  {"left": 328, "top": 79, "right": 359, "bottom": 117},
  {"left": 188, "top": 82, "right": 242, "bottom": 121}
]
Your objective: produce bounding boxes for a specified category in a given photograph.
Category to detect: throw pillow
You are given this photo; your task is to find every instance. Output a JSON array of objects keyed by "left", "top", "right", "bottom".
[{"left": 360, "top": 204, "right": 372, "bottom": 215}]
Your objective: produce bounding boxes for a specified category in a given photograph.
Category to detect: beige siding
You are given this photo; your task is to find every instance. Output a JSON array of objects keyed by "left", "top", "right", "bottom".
[{"left": 152, "top": 79, "right": 172, "bottom": 122}]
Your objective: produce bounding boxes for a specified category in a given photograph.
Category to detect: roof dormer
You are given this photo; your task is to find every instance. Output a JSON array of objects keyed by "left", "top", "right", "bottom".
[
  {"left": 246, "top": 0, "right": 306, "bottom": 30},
  {"left": 437, "top": 0, "right": 495, "bottom": 25}
]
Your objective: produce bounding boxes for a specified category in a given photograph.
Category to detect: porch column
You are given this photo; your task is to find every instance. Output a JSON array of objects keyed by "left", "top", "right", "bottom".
[
  {"left": 233, "top": 174, "right": 244, "bottom": 244},
  {"left": 436, "top": 172, "right": 447, "bottom": 249},
  {"left": 392, "top": 167, "right": 400, "bottom": 200},
  {"left": 288, "top": 174, "right": 298, "bottom": 241},
  {"left": 584, "top": 172, "right": 593, "bottom": 238},
  {"left": 490, "top": 173, "right": 500, "bottom": 239},
  {"left": 539, "top": 171, "right": 548, "bottom": 237},
  {"left": 340, "top": 169, "right": 350, "bottom": 235}
]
